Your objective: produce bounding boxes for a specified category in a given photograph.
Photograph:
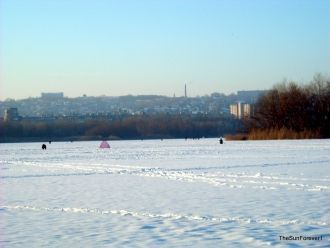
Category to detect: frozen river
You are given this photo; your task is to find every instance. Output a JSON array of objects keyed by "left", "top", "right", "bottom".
[{"left": 1, "top": 139, "right": 329, "bottom": 247}]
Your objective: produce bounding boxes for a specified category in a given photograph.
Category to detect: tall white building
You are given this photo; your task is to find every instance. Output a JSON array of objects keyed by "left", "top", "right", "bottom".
[{"left": 229, "top": 102, "right": 254, "bottom": 119}]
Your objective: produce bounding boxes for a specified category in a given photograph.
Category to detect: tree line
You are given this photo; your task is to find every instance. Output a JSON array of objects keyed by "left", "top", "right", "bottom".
[
  {"left": 245, "top": 74, "right": 330, "bottom": 139},
  {"left": 0, "top": 114, "right": 242, "bottom": 142}
]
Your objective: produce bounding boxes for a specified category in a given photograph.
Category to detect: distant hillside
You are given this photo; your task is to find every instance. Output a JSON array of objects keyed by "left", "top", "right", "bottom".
[{"left": 0, "top": 91, "right": 265, "bottom": 118}]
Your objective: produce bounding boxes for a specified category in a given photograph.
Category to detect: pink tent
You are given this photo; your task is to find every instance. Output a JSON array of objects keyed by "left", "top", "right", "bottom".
[{"left": 99, "top": 140, "right": 110, "bottom": 148}]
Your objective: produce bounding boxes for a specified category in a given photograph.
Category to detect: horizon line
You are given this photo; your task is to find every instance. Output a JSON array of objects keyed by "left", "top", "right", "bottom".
[{"left": 1, "top": 89, "right": 268, "bottom": 101}]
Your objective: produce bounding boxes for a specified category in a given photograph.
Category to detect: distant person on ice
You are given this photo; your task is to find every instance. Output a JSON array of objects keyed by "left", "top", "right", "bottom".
[
  {"left": 219, "top": 137, "right": 223, "bottom": 144},
  {"left": 42, "top": 144, "right": 47, "bottom": 150}
]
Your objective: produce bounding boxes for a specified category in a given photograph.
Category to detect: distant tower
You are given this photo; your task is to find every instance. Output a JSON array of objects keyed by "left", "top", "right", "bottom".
[{"left": 185, "top": 84, "right": 187, "bottom": 98}]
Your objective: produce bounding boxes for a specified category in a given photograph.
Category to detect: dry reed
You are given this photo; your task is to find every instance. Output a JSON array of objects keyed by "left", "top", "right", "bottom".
[{"left": 225, "top": 128, "right": 321, "bottom": 140}]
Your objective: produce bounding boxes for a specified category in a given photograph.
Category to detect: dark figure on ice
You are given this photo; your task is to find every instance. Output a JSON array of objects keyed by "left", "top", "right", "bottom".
[
  {"left": 42, "top": 144, "right": 47, "bottom": 150},
  {"left": 219, "top": 138, "right": 223, "bottom": 144},
  {"left": 49, "top": 140, "right": 51, "bottom": 144}
]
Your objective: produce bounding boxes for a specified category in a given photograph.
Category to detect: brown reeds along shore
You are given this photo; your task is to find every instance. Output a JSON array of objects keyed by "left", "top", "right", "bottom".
[{"left": 225, "top": 128, "right": 321, "bottom": 141}]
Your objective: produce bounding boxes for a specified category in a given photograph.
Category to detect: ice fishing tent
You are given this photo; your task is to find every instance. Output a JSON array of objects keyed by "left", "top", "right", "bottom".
[{"left": 99, "top": 140, "right": 110, "bottom": 148}]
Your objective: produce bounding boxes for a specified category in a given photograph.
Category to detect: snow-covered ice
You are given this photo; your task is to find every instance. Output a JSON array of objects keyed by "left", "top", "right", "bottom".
[{"left": 1, "top": 139, "right": 329, "bottom": 247}]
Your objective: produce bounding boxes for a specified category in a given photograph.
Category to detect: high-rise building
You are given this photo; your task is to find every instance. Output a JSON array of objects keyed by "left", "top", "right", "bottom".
[
  {"left": 229, "top": 102, "right": 254, "bottom": 119},
  {"left": 230, "top": 103, "right": 239, "bottom": 118},
  {"left": 237, "top": 90, "right": 266, "bottom": 103},
  {"left": 4, "top": 108, "right": 19, "bottom": 121}
]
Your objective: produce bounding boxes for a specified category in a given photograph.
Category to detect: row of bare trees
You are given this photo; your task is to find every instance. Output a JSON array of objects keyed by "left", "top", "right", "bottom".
[
  {"left": 0, "top": 114, "right": 242, "bottom": 142},
  {"left": 247, "top": 74, "right": 330, "bottom": 138}
]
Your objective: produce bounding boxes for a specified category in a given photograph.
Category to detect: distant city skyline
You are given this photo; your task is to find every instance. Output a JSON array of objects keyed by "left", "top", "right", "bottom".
[
  {"left": 1, "top": 0, "right": 329, "bottom": 100},
  {"left": 2, "top": 88, "right": 267, "bottom": 101},
  {"left": 0, "top": 89, "right": 264, "bottom": 119},
  {"left": 1, "top": 88, "right": 264, "bottom": 101}
]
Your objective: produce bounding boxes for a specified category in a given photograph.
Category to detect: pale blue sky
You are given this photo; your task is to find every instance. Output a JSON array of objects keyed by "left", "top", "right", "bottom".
[{"left": 1, "top": 0, "right": 329, "bottom": 100}]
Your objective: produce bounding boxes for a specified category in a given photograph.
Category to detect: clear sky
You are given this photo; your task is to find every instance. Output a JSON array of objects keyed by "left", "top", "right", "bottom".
[{"left": 1, "top": 0, "right": 329, "bottom": 100}]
